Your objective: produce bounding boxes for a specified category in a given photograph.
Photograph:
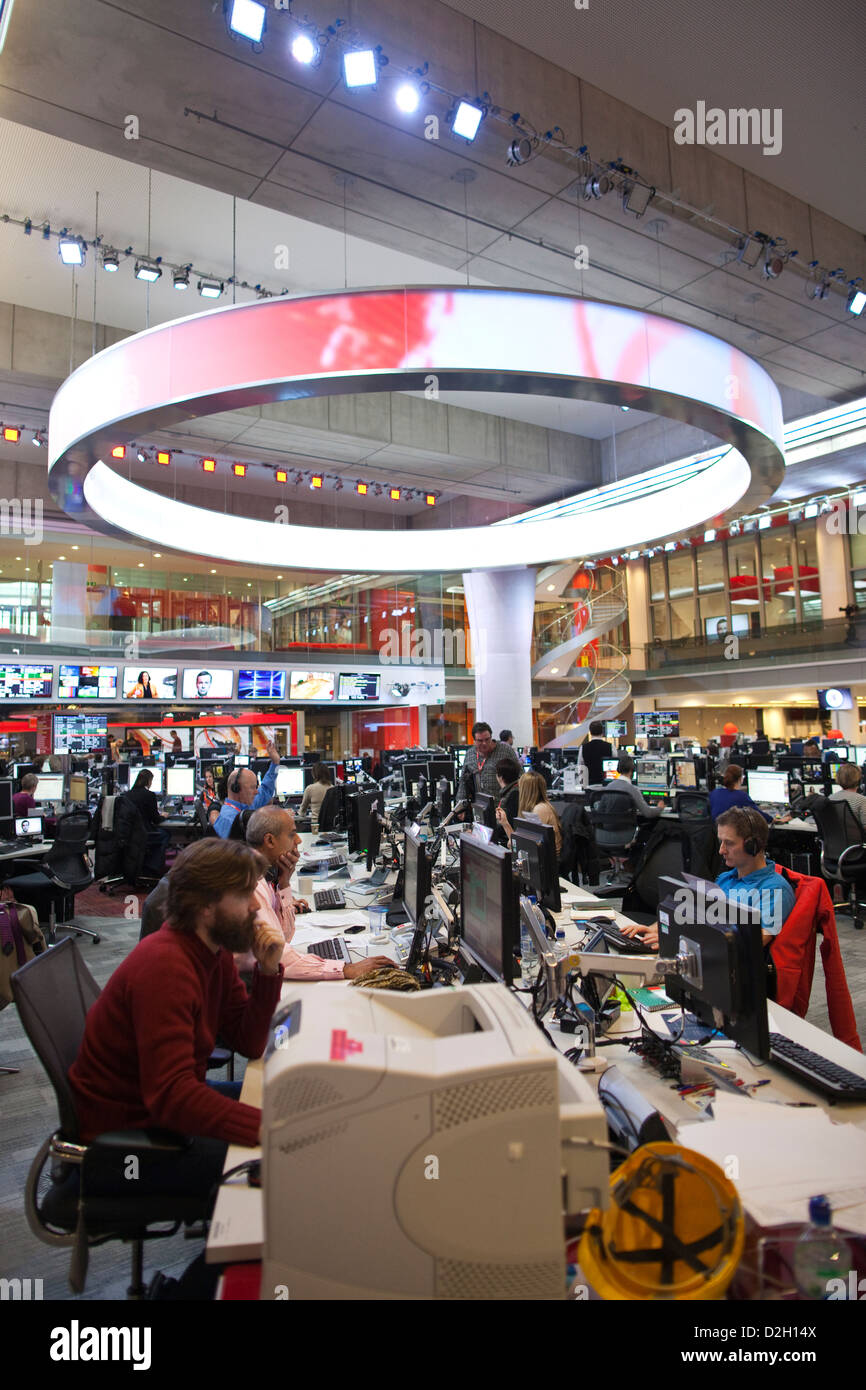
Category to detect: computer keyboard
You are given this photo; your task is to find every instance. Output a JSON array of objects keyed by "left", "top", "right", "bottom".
[
  {"left": 304, "top": 853, "right": 347, "bottom": 872},
  {"left": 768, "top": 1032, "right": 866, "bottom": 1101},
  {"left": 306, "top": 937, "right": 351, "bottom": 964},
  {"left": 314, "top": 888, "right": 346, "bottom": 910},
  {"left": 597, "top": 923, "right": 657, "bottom": 956}
]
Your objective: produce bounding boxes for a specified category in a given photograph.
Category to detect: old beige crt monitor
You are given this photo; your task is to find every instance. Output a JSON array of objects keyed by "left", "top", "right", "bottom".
[{"left": 260, "top": 983, "right": 608, "bottom": 1300}]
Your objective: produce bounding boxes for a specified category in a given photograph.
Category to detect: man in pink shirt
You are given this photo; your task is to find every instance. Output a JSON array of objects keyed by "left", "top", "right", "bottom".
[{"left": 242, "top": 804, "right": 392, "bottom": 980}]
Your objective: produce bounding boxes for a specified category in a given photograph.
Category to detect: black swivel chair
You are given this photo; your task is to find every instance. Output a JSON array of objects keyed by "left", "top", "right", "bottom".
[
  {"left": 809, "top": 797, "right": 866, "bottom": 930},
  {"left": 11, "top": 939, "right": 211, "bottom": 1296},
  {"left": 673, "top": 790, "right": 712, "bottom": 819},
  {"left": 587, "top": 790, "right": 639, "bottom": 891},
  {"left": 5, "top": 811, "right": 96, "bottom": 944},
  {"left": 317, "top": 786, "right": 343, "bottom": 832}
]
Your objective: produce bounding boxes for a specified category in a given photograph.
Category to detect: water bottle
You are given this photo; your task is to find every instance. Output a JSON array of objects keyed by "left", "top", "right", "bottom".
[
  {"left": 554, "top": 927, "right": 568, "bottom": 962},
  {"left": 520, "top": 921, "right": 538, "bottom": 987},
  {"left": 792, "top": 1196, "right": 850, "bottom": 1300}
]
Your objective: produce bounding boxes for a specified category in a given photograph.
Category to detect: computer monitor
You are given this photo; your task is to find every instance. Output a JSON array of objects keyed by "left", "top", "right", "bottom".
[
  {"left": 115, "top": 763, "right": 131, "bottom": 789},
  {"left": 402, "top": 826, "right": 432, "bottom": 948},
  {"left": 166, "top": 766, "right": 195, "bottom": 800},
  {"left": 68, "top": 774, "right": 88, "bottom": 804},
  {"left": 601, "top": 758, "right": 619, "bottom": 777},
  {"left": 403, "top": 760, "right": 429, "bottom": 797},
  {"left": 657, "top": 875, "right": 769, "bottom": 1060},
  {"left": 790, "top": 739, "right": 804, "bottom": 755},
  {"left": 0, "top": 779, "right": 13, "bottom": 822},
  {"left": 427, "top": 758, "right": 455, "bottom": 788},
  {"left": 471, "top": 792, "right": 496, "bottom": 831},
  {"left": 675, "top": 760, "right": 697, "bottom": 789},
  {"left": 459, "top": 836, "right": 518, "bottom": 985},
  {"left": 128, "top": 766, "right": 162, "bottom": 795},
  {"left": 511, "top": 816, "right": 561, "bottom": 914},
  {"left": 34, "top": 774, "right": 64, "bottom": 804},
  {"left": 746, "top": 770, "right": 789, "bottom": 806},
  {"left": 348, "top": 790, "right": 381, "bottom": 860},
  {"left": 365, "top": 805, "right": 383, "bottom": 873},
  {"left": 635, "top": 757, "right": 668, "bottom": 790},
  {"left": 235, "top": 754, "right": 250, "bottom": 767},
  {"left": 15, "top": 816, "right": 42, "bottom": 838},
  {"left": 855, "top": 748, "right": 866, "bottom": 768},
  {"left": 275, "top": 765, "right": 305, "bottom": 799}
]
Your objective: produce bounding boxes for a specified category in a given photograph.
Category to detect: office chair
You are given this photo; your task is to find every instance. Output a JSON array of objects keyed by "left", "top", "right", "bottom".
[
  {"left": 317, "top": 785, "right": 343, "bottom": 832},
  {"left": 11, "top": 939, "right": 211, "bottom": 1297},
  {"left": 673, "top": 789, "right": 712, "bottom": 819},
  {"left": 809, "top": 797, "right": 866, "bottom": 930},
  {"left": 4, "top": 811, "right": 96, "bottom": 944},
  {"left": 587, "top": 791, "right": 639, "bottom": 890}
]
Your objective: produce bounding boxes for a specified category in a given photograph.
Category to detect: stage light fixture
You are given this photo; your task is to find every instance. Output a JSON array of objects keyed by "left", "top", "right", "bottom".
[
  {"left": 389, "top": 487, "right": 400, "bottom": 501},
  {"left": 395, "top": 81, "right": 421, "bottom": 113},
  {"left": 134, "top": 258, "right": 162, "bottom": 283},
  {"left": 232, "top": 463, "right": 246, "bottom": 477},
  {"left": 622, "top": 181, "right": 655, "bottom": 217},
  {"left": 735, "top": 236, "right": 764, "bottom": 269},
  {"left": 58, "top": 235, "right": 85, "bottom": 266},
  {"left": 425, "top": 494, "right": 436, "bottom": 506},
  {"left": 173, "top": 267, "right": 191, "bottom": 290},
  {"left": 583, "top": 172, "right": 611, "bottom": 200},
  {"left": 847, "top": 287, "right": 866, "bottom": 316},
  {"left": 32, "top": 430, "right": 46, "bottom": 448},
  {"left": 156, "top": 451, "right": 171, "bottom": 466},
  {"left": 762, "top": 251, "right": 785, "bottom": 280},
  {"left": 227, "top": 0, "right": 265, "bottom": 43},
  {"left": 291, "top": 32, "right": 317, "bottom": 64},
  {"left": 506, "top": 136, "right": 533, "bottom": 166},
  {"left": 311, "top": 475, "right": 323, "bottom": 488},
  {"left": 101, "top": 248, "right": 120, "bottom": 272},
  {"left": 275, "top": 469, "right": 288, "bottom": 483},
  {"left": 110, "top": 445, "right": 126, "bottom": 459},
  {"left": 343, "top": 49, "right": 377, "bottom": 88},
  {"left": 808, "top": 278, "right": 830, "bottom": 300},
  {"left": 451, "top": 99, "right": 484, "bottom": 142},
  {"left": 136, "top": 448, "right": 147, "bottom": 463},
  {"left": 202, "top": 458, "right": 217, "bottom": 473},
  {"left": 3, "top": 426, "right": 20, "bottom": 443},
  {"left": 198, "top": 279, "right": 223, "bottom": 299},
  {"left": 356, "top": 481, "right": 368, "bottom": 496}
]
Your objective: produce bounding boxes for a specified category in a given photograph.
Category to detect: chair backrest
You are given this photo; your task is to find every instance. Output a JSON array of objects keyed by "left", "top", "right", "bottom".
[
  {"left": 11, "top": 937, "right": 100, "bottom": 1139},
  {"left": 809, "top": 796, "right": 866, "bottom": 865},
  {"left": 674, "top": 790, "right": 711, "bottom": 819},
  {"left": 45, "top": 811, "right": 93, "bottom": 889},
  {"left": 318, "top": 785, "right": 341, "bottom": 831},
  {"left": 139, "top": 875, "right": 170, "bottom": 940}
]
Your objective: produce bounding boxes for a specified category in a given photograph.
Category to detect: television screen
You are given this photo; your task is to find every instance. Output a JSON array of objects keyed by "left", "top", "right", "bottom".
[
  {"left": 54, "top": 714, "right": 108, "bottom": 753},
  {"left": 289, "top": 671, "right": 335, "bottom": 701},
  {"left": 634, "top": 710, "right": 680, "bottom": 737},
  {"left": 122, "top": 667, "right": 178, "bottom": 699},
  {"left": 337, "top": 672, "right": 380, "bottom": 702},
  {"left": 0, "top": 664, "right": 53, "bottom": 698},
  {"left": 58, "top": 665, "right": 118, "bottom": 699},
  {"left": 817, "top": 687, "right": 853, "bottom": 711},
  {"left": 237, "top": 669, "right": 286, "bottom": 700},
  {"left": 181, "top": 668, "right": 235, "bottom": 699},
  {"left": 604, "top": 720, "right": 627, "bottom": 737},
  {"left": 705, "top": 614, "right": 749, "bottom": 641}
]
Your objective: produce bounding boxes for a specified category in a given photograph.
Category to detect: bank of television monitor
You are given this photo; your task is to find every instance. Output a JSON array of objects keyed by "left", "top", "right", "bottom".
[
  {"left": 58, "top": 665, "right": 118, "bottom": 700},
  {"left": 512, "top": 816, "right": 561, "bottom": 913},
  {"left": 289, "top": 670, "right": 335, "bottom": 701},
  {"left": 54, "top": 714, "right": 108, "bottom": 754},
  {"left": 34, "top": 774, "right": 64, "bottom": 803},
  {"left": 459, "top": 837, "right": 518, "bottom": 985},
  {"left": 337, "top": 672, "right": 380, "bottom": 702},
  {"left": 276, "top": 765, "right": 305, "bottom": 799},
  {"left": 746, "top": 770, "right": 790, "bottom": 806},
  {"left": 0, "top": 664, "right": 53, "bottom": 699},
  {"left": 634, "top": 710, "right": 680, "bottom": 738},
  {"left": 237, "top": 669, "right": 286, "bottom": 700},
  {"left": 166, "top": 767, "right": 195, "bottom": 799},
  {"left": 122, "top": 667, "right": 178, "bottom": 699},
  {"left": 180, "top": 668, "right": 234, "bottom": 700}
]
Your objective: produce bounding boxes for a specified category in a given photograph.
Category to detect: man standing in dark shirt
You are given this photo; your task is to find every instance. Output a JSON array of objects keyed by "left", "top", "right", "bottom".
[{"left": 579, "top": 721, "right": 613, "bottom": 786}]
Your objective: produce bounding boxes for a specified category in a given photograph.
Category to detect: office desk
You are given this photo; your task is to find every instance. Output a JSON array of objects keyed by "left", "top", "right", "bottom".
[{"left": 0, "top": 840, "right": 54, "bottom": 863}]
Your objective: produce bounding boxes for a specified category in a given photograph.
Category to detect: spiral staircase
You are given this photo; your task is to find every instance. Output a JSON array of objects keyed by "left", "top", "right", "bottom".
[{"left": 531, "top": 570, "right": 632, "bottom": 748}]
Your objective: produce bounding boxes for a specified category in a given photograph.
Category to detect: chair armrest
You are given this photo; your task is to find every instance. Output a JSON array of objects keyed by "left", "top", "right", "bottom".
[{"left": 89, "top": 1129, "right": 194, "bottom": 1154}]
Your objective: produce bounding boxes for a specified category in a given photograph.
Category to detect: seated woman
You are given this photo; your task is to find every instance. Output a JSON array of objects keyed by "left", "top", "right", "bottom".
[
  {"left": 709, "top": 763, "right": 772, "bottom": 823},
  {"left": 496, "top": 771, "right": 563, "bottom": 857},
  {"left": 491, "top": 759, "right": 525, "bottom": 847}
]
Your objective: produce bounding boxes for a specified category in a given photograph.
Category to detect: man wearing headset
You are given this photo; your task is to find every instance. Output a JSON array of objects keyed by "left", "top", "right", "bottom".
[
  {"left": 213, "top": 740, "right": 281, "bottom": 840},
  {"left": 621, "top": 806, "right": 795, "bottom": 950}
]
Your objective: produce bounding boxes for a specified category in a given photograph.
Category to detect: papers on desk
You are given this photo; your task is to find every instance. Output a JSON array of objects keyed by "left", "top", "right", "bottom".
[
  {"left": 678, "top": 1092, "right": 866, "bottom": 1233},
  {"left": 291, "top": 911, "right": 368, "bottom": 942}
]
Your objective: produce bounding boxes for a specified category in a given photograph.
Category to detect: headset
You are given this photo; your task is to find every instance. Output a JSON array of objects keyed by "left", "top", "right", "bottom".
[
  {"left": 741, "top": 807, "right": 766, "bottom": 858},
  {"left": 226, "top": 767, "right": 243, "bottom": 798}
]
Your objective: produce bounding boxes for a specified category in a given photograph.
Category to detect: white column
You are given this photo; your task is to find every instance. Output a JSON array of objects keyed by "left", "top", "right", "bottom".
[
  {"left": 416, "top": 704, "right": 428, "bottom": 746},
  {"left": 50, "top": 561, "right": 89, "bottom": 647},
  {"left": 462, "top": 567, "right": 535, "bottom": 747},
  {"left": 816, "top": 521, "right": 852, "bottom": 621},
  {"left": 625, "top": 559, "right": 649, "bottom": 671}
]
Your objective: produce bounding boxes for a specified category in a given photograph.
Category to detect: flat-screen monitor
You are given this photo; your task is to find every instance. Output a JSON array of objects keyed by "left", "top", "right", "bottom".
[
  {"left": 512, "top": 816, "right": 561, "bottom": 913},
  {"left": 459, "top": 836, "right": 518, "bottom": 986},
  {"left": 817, "top": 687, "right": 853, "bottom": 711},
  {"left": 181, "top": 668, "right": 234, "bottom": 700},
  {"left": 428, "top": 758, "right": 455, "bottom": 788},
  {"left": 129, "top": 767, "right": 163, "bottom": 795},
  {"left": 58, "top": 665, "right": 118, "bottom": 700},
  {"left": 634, "top": 710, "right": 680, "bottom": 738},
  {"left": 289, "top": 670, "right": 335, "bottom": 701},
  {"left": 746, "top": 770, "right": 789, "bottom": 806},
  {"left": 657, "top": 875, "right": 769, "bottom": 1060},
  {"left": 675, "top": 760, "right": 697, "bottom": 789},
  {"left": 346, "top": 789, "right": 380, "bottom": 857},
  {"left": 0, "top": 664, "right": 53, "bottom": 699},
  {"left": 68, "top": 775, "right": 88, "bottom": 804},
  {"left": 15, "top": 816, "right": 42, "bottom": 837},
  {"left": 471, "top": 792, "right": 496, "bottom": 831},
  {"left": 54, "top": 713, "right": 108, "bottom": 754},
  {"left": 122, "top": 667, "right": 178, "bottom": 699},
  {"left": 602, "top": 758, "right": 620, "bottom": 776},
  {"left": 855, "top": 748, "right": 866, "bottom": 768},
  {"left": 34, "top": 774, "right": 64, "bottom": 803},
  {"left": 115, "top": 763, "right": 131, "bottom": 789},
  {"left": 237, "top": 668, "right": 286, "bottom": 699},
  {"left": 365, "top": 803, "right": 383, "bottom": 872},
  {"left": 403, "top": 761, "right": 429, "bottom": 797},
  {"left": 336, "top": 672, "right": 380, "bottom": 702},
  {"left": 234, "top": 754, "right": 250, "bottom": 767},
  {"left": 166, "top": 766, "right": 195, "bottom": 799},
  {"left": 403, "top": 829, "right": 433, "bottom": 970},
  {"left": 276, "top": 765, "right": 305, "bottom": 798},
  {"left": 635, "top": 757, "right": 668, "bottom": 790},
  {"left": 0, "top": 779, "right": 12, "bottom": 821},
  {"left": 604, "top": 720, "right": 628, "bottom": 737},
  {"left": 705, "top": 614, "right": 749, "bottom": 642}
]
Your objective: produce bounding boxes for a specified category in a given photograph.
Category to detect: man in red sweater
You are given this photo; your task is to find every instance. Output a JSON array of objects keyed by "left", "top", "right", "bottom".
[{"left": 69, "top": 837, "right": 284, "bottom": 1209}]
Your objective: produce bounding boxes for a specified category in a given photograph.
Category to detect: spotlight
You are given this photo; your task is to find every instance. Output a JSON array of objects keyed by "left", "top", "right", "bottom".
[
  {"left": 32, "top": 430, "right": 46, "bottom": 448},
  {"left": 136, "top": 448, "right": 148, "bottom": 463},
  {"left": 451, "top": 99, "right": 484, "bottom": 142},
  {"left": 583, "top": 172, "right": 611, "bottom": 200},
  {"left": 356, "top": 481, "right": 368, "bottom": 496},
  {"left": 389, "top": 488, "right": 400, "bottom": 502},
  {"left": 622, "top": 182, "right": 655, "bottom": 217},
  {"left": 198, "top": 279, "right": 223, "bottom": 299},
  {"left": 311, "top": 475, "right": 323, "bottom": 489},
  {"left": 704, "top": 529, "right": 716, "bottom": 544},
  {"left": 156, "top": 451, "right": 171, "bottom": 466},
  {"left": 58, "top": 235, "right": 85, "bottom": 266},
  {"left": 173, "top": 266, "right": 191, "bottom": 290},
  {"left": 202, "top": 458, "right": 217, "bottom": 473},
  {"left": 291, "top": 32, "right": 318, "bottom": 64},
  {"left": 275, "top": 469, "right": 288, "bottom": 483},
  {"left": 134, "top": 258, "right": 162, "bottom": 283},
  {"left": 227, "top": 0, "right": 266, "bottom": 43},
  {"left": 101, "top": 248, "right": 120, "bottom": 272},
  {"left": 2, "top": 426, "right": 20, "bottom": 443},
  {"left": 847, "top": 287, "right": 866, "bottom": 316},
  {"left": 110, "top": 445, "right": 126, "bottom": 459},
  {"left": 762, "top": 251, "right": 785, "bottom": 279},
  {"left": 735, "top": 236, "right": 764, "bottom": 269},
  {"left": 343, "top": 49, "right": 378, "bottom": 88},
  {"left": 506, "top": 136, "right": 533, "bottom": 166},
  {"left": 232, "top": 463, "right": 246, "bottom": 477},
  {"left": 395, "top": 81, "right": 421, "bottom": 114},
  {"left": 425, "top": 494, "right": 436, "bottom": 506}
]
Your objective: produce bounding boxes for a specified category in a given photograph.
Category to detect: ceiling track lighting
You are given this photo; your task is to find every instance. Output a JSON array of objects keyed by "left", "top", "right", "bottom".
[
  {"left": 58, "top": 233, "right": 85, "bottom": 266},
  {"left": 101, "top": 247, "right": 120, "bottom": 272},
  {"left": 173, "top": 266, "right": 191, "bottom": 290},
  {"left": 583, "top": 171, "right": 611, "bottom": 200},
  {"left": 134, "top": 257, "right": 162, "bottom": 283},
  {"left": 450, "top": 97, "right": 486, "bottom": 142},
  {"left": 735, "top": 234, "right": 766, "bottom": 269},
  {"left": 226, "top": 0, "right": 266, "bottom": 45},
  {"left": 506, "top": 135, "right": 535, "bottom": 166},
  {"left": 847, "top": 285, "right": 866, "bottom": 316},
  {"left": 198, "top": 278, "right": 223, "bottom": 299}
]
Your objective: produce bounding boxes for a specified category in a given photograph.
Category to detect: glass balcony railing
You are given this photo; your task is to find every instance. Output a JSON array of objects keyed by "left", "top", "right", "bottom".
[{"left": 639, "top": 615, "right": 864, "bottom": 671}]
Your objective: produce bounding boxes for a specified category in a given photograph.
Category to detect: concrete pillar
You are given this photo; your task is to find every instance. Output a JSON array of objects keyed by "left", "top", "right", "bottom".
[
  {"left": 50, "top": 562, "right": 89, "bottom": 647},
  {"left": 294, "top": 711, "right": 305, "bottom": 754},
  {"left": 625, "top": 560, "right": 649, "bottom": 671},
  {"left": 416, "top": 704, "right": 428, "bottom": 746},
  {"left": 462, "top": 567, "right": 535, "bottom": 747},
  {"left": 816, "top": 521, "right": 852, "bottom": 622},
  {"left": 827, "top": 707, "right": 860, "bottom": 743}
]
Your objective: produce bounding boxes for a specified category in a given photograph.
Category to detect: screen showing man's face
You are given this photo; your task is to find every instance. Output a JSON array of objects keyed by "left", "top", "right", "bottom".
[{"left": 196, "top": 673, "right": 212, "bottom": 697}]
